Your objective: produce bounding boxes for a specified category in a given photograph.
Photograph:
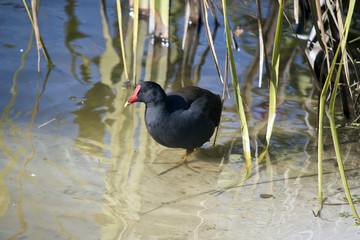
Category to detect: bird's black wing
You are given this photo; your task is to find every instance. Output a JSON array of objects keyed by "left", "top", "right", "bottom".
[{"left": 168, "top": 86, "right": 222, "bottom": 126}]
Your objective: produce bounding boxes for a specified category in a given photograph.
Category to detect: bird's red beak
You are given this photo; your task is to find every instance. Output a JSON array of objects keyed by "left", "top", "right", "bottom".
[{"left": 124, "top": 84, "right": 141, "bottom": 107}]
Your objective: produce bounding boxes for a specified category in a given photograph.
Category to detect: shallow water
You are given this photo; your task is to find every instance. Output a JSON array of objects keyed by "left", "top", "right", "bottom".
[{"left": 1, "top": 0, "right": 360, "bottom": 239}]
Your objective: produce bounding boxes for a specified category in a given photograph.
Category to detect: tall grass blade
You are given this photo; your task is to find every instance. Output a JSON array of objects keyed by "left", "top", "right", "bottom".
[
  {"left": 315, "top": 0, "right": 331, "bottom": 70},
  {"left": 255, "top": 0, "right": 271, "bottom": 87},
  {"left": 334, "top": 1, "right": 351, "bottom": 97},
  {"left": 23, "top": 0, "right": 53, "bottom": 68},
  {"left": 158, "top": 0, "right": 169, "bottom": 40},
  {"left": 222, "top": 0, "right": 251, "bottom": 177},
  {"left": 316, "top": 42, "right": 341, "bottom": 205},
  {"left": 201, "top": 0, "right": 223, "bottom": 84},
  {"left": 317, "top": 0, "right": 353, "bottom": 205},
  {"left": 132, "top": 0, "right": 139, "bottom": 86},
  {"left": 329, "top": 58, "right": 360, "bottom": 223},
  {"left": 182, "top": 0, "right": 190, "bottom": 50},
  {"left": 327, "top": 0, "right": 360, "bottom": 222},
  {"left": 257, "top": 28, "right": 264, "bottom": 88},
  {"left": 258, "top": 0, "right": 284, "bottom": 163},
  {"left": 294, "top": 0, "right": 299, "bottom": 24},
  {"left": 116, "top": 0, "right": 129, "bottom": 82},
  {"left": 31, "top": 0, "right": 41, "bottom": 72}
]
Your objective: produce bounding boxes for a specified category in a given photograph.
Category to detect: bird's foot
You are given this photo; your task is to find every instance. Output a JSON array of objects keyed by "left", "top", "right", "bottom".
[
  {"left": 158, "top": 149, "right": 198, "bottom": 175},
  {"left": 158, "top": 161, "right": 199, "bottom": 175},
  {"left": 191, "top": 165, "right": 222, "bottom": 172}
]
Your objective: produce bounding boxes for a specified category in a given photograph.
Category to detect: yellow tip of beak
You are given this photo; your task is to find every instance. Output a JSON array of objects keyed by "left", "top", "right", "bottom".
[{"left": 124, "top": 101, "right": 131, "bottom": 108}]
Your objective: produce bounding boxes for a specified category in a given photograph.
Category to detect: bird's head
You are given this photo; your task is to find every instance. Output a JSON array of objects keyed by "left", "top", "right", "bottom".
[{"left": 124, "top": 81, "right": 166, "bottom": 107}]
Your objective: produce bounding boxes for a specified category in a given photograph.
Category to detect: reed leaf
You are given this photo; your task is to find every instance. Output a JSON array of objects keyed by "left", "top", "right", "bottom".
[
  {"left": 327, "top": 0, "right": 360, "bottom": 222},
  {"left": 317, "top": 0, "right": 354, "bottom": 204},
  {"left": 294, "top": 0, "right": 299, "bottom": 24},
  {"left": 158, "top": 0, "right": 169, "bottom": 39},
  {"left": 221, "top": 0, "right": 251, "bottom": 177},
  {"left": 22, "top": 0, "right": 53, "bottom": 68},
  {"left": 116, "top": 0, "right": 129, "bottom": 82},
  {"left": 317, "top": 42, "right": 340, "bottom": 205},
  {"left": 332, "top": 1, "right": 351, "bottom": 98},
  {"left": 31, "top": 0, "right": 41, "bottom": 72},
  {"left": 255, "top": 0, "right": 271, "bottom": 87},
  {"left": 315, "top": 0, "right": 331, "bottom": 67},
  {"left": 329, "top": 59, "right": 360, "bottom": 223},
  {"left": 132, "top": 0, "right": 139, "bottom": 86},
  {"left": 200, "top": 0, "right": 224, "bottom": 84},
  {"left": 258, "top": 0, "right": 284, "bottom": 163},
  {"left": 182, "top": 0, "right": 190, "bottom": 50}
]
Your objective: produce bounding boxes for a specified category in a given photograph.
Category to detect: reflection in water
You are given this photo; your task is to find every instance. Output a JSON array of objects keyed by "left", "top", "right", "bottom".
[
  {"left": 64, "top": 0, "right": 91, "bottom": 83},
  {"left": 0, "top": 28, "right": 37, "bottom": 239},
  {"left": 12, "top": 69, "right": 52, "bottom": 239},
  {"left": 72, "top": 82, "right": 115, "bottom": 157}
]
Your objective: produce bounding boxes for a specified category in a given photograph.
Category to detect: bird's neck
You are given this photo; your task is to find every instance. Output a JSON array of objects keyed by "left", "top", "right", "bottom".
[
  {"left": 146, "top": 97, "right": 167, "bottom": 109},
  {"left": 145, "top": 98, "right": 168, "bottom": 117}
]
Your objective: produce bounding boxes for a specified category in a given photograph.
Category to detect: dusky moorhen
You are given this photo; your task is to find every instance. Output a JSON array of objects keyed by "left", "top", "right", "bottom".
[{"left": 124, "top": 81, "right": 222, "bottom": 168}]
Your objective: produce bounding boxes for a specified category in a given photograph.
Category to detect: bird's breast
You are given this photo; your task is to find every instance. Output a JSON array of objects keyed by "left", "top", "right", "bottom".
[{"left": 144, "top": 107, "right": 215, "bottom": 149}]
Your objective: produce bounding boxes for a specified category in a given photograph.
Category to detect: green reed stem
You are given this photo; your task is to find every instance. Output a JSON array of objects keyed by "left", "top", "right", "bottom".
[
  {"left": 258, "top": 0, "right": 284, "bottom": 163},
  {"left": 222, "top": 0, "right": 251, "bottom": 177},
  {"left": 116, "top": 0, "right": 129, "bottom": 82},
  {"left": 327, "top": 0, "right": 360, "bottom": 223}
]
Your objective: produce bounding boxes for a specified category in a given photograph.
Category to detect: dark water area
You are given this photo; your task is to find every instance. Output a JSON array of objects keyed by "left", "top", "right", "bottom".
[{"left": 1, "top": 0, "right": 360, "bottom": 239}]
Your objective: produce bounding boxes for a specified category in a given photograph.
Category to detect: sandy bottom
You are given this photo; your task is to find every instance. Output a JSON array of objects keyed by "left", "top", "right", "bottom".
[{"left": 1, "top": 131, "right": 360, "bottom": 240}]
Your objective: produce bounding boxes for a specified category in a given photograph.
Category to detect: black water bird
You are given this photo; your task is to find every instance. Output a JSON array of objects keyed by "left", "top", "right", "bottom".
[{"left": 124, "top": 81, "right": 222, "bottom": 170}]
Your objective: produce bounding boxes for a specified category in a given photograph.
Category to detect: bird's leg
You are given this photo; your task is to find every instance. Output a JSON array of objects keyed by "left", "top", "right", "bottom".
[
  {"left": 158, "top": 149, "right": 198, "bottom": 175},
  {"left": 185, "top": 148, "right": 223, "bottom": 172},
  {"left": 179, "top": 149, "right": 194, "bottom": 164}
]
